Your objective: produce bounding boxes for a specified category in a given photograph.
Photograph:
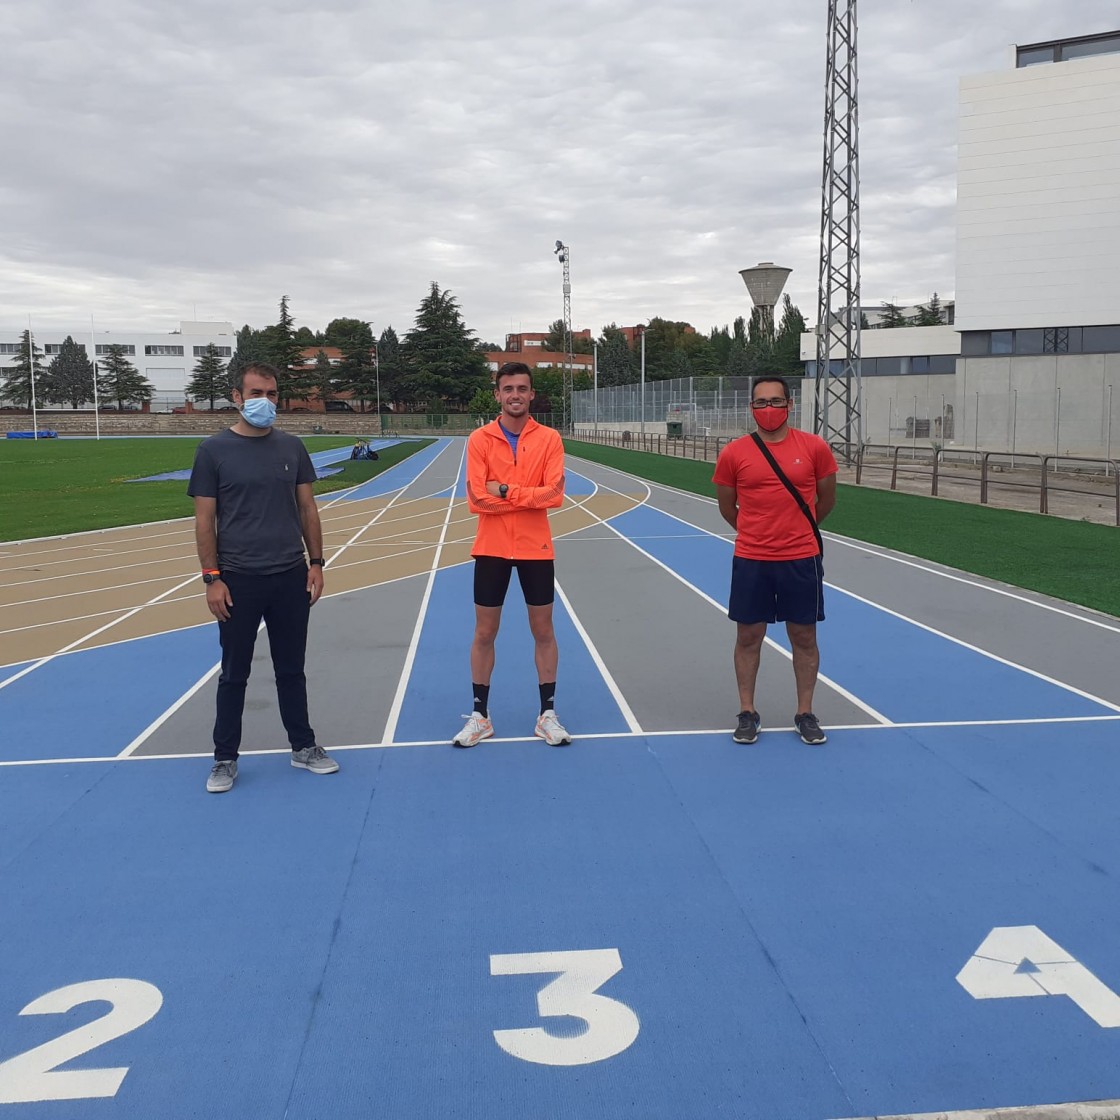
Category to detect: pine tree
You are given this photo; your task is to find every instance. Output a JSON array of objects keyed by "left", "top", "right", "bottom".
[
  {"left": 271, "top": 295, "right": 311, "bottom": 403},
  {"left": 227, "top": 324, "right": 269, "bottom": 390},
  {"left": 97, "top": 345, "right": 153, "bottom": 410},
  {"left": 0, "top": 330, "right": 45, "bottom": 409},
  {"left": 596, "top": 326, "right": 635, "bottom": 386},
  {"left": 42, "top": 337, "right": 95, "bottom": 409},
  {"left": 879, "top": 302, "right": 909, "bottom": 328},
  {"left": 401, "top": 282, "right": 489, "bottom": 409},
  {"left": 187, "top": 344, "right": 230, "bottom": 410},
  {"left": 771, "top": 295, "right": 808, "bottom": 378},
  {"left": 915, "top": 292, "right": 945, "bottom": 326},
  {"left": 374, "top": 326, "right": 404, "bottom": 411}
]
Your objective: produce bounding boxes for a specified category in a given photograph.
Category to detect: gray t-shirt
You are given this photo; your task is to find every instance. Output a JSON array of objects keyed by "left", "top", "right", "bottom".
[{"left": 187, "top": 427, "right": 316, "bottom": 575}]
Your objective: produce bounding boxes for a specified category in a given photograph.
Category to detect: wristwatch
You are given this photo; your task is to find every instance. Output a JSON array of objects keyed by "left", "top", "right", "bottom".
[
  {"left": 202, "top": 570, "right": 223, "bottom": 585},
  {"left": 498, "top": 484, "right": 509, "bottom": 499},
  {"left": 309, "top": 557, "right": 325, "bottom": 567}
]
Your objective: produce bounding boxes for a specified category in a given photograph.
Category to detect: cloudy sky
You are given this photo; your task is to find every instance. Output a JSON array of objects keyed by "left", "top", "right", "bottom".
[{"left": 2, "top": 0, "right": 1116, "bottom": 344}]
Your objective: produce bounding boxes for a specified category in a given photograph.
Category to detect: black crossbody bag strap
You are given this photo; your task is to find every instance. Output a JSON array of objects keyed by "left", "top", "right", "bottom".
[{"left": 750, "top": 432, "right": 824, "bottom": 557}]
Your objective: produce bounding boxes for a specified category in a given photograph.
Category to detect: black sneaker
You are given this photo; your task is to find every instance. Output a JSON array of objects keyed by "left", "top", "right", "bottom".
[
  {"left": 732, "top": 711, "right": 761, "bottom": 744},
  {"left": 794, "top": 712, "right": 827, "bottom": 745}
]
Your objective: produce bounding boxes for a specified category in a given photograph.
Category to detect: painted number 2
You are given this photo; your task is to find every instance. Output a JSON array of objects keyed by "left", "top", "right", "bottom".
[
  {"left": 0, "top": 979, "right": 163, "bottom": 1104},
  {"left": 490, "top": 948, "right": 640, "bottom": 1066}
]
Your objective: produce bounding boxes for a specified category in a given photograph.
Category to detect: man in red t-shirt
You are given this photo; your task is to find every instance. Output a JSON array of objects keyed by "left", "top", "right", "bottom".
[{"left": 712, "top": 375, "right": 838, "bottom": 746}]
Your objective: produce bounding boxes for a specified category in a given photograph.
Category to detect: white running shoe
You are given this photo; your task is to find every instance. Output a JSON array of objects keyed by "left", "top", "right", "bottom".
[
  {"left": 452, "top": 712, "right": 494, "bottom": 748},
  {"left": 534, "top": 710, "right": 572, "bottom": 746}
]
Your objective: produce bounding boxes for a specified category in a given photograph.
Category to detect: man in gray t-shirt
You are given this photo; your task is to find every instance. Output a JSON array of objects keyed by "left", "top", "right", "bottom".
[{"left": 187, "top": 361, "right": 340, "bottom": 793}]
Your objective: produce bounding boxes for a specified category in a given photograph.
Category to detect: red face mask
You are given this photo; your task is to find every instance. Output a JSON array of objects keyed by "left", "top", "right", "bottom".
[{"left": 752, "top": 404, "right": 788, "bottom": 433}]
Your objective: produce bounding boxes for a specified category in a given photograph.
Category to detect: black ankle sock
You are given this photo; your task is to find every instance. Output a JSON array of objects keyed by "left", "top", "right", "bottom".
[
  {"left": 472, "top": 683, "right": 490, "bottom": 718},
  {"left": 539, "top": 682, "right": 556, "bottom": 715}
]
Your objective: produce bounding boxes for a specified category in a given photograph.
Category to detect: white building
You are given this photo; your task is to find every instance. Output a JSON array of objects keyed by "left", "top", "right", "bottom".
[
  {"left": 802, "top": 29, "right": 1120, "bottom": 457},
  {"left": 0, "top": 321, "right": 237, "bottom": 411},
  {"left": 955, "top": 30, "right": 1120, "bottom": 455}
]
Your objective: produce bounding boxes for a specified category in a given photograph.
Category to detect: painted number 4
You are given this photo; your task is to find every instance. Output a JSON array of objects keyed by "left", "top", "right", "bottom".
[
  {"left": 0, "top": 979, "right": 163, "bottom": 1104},
  {"left": 957, "top": 926, "right": 1120, "bottom": 1028},
  {"left": 490, "top": 948, "right": 640, "bottom": 1066}
]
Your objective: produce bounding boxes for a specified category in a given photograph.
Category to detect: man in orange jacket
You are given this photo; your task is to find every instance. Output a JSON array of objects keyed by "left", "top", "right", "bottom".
[{"left": 453, "top": 362, "right": 571, "bottom": 748}]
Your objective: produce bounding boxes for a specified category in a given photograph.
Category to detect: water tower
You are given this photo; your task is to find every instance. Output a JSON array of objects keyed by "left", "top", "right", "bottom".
[{"left": 739, "top": 262, "right": 792, "bottom": 339}]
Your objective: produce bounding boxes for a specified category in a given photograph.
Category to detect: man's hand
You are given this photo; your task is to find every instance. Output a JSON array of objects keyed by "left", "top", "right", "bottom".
[
  {"left": 485, "top": 480, "right": 505, "bottom": 497},
  {"left": 206, "top": 580, "right": 233, "bottom": 622},
  {"left": 307, "top": 564, "right": 324, "bottom": 606}
]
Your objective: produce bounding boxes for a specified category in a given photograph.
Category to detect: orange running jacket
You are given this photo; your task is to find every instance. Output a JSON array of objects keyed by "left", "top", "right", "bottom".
[{"left": 466, "top": 417, "right": 565, "bottom": 559}]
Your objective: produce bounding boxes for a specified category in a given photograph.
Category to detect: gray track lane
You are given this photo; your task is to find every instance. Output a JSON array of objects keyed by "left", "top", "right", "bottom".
[
  {"left": 569, "top": 454, "right": 1120, "bottom": 709},
  {"left": 136, "top": 442, "right": 469, "bottom": 758},
  {"left": 556, "top": 525, "right": 870, "bottom": 732}
]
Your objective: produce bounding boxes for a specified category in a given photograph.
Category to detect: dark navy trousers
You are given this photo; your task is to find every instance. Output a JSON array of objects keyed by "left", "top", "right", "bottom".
[{"left": 213, "top": 564, "right": 316, "bottom": 761}]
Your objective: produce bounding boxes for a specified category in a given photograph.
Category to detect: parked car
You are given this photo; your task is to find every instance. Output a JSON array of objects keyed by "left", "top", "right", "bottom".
[{"left": 325, "top": 400, "right": 356, "bottom": 412}]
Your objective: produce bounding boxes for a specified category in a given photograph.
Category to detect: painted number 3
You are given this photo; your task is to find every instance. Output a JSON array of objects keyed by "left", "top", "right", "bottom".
[
  {"left": 0, "top": 979, "right": 163, "bottom": 1104},
  {"left": 490, "top": 948, "right": 641, "bottom": 1066}
]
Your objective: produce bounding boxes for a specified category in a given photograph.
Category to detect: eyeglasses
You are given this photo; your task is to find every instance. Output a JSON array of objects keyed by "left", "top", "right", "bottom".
[{"left": 751, "top": 398, "right": 789, "bottom": 409}]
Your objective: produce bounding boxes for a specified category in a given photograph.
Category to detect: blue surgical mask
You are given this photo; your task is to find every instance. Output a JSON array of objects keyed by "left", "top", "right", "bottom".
[{"left": 241, "top": 398, "right": 276, "bottom": 428}]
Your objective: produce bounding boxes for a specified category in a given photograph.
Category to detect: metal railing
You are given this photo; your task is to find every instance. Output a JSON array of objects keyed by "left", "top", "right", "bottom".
[{"left": 854, "top": 445, "right": 1120, "bottom": 525}]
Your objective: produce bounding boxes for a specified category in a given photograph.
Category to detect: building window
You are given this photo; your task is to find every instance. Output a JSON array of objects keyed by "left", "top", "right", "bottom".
[
  {"left": 989, "top": 331, "right": 1013, "bottom": 355},
  {"left": 1042, "top": 328, "right": 1069, "bottom": 354},
  {"left": 192, "top": 345, "right": 232, "bottom": 357},
  {"left": 145, "top": 345, "right": 184, "bottom": 356},
  {"left": 0, "top": 343, "right": 21, "bottom": 354},
  {"left": 95, "top": 344, "right": 136, "bottom": 356},
  {"left": 1082, "top": 325, "right": 1120, "bottom": 352},
  {"left": 1017, "top": 32, "right": 1120, "bottom": 67},
  {"left": 43, "top": 343, "right": 87, "bottom": 355},
  {"left": 928, "top": 355, "right": 956, "bottom": 375}
]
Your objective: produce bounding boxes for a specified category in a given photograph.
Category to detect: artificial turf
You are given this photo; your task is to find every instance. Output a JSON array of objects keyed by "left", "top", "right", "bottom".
[
  {"left": 0, "top": 436, "right": 433, "bottom": 541},
  {"left": 564, "top": 439, "right": 1120, "bottom": 619}
]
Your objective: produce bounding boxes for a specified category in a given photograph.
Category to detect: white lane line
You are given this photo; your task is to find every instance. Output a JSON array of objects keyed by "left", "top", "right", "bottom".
[
  {"left": 7, "top": 713, "right": 1120, "bottom": 767},
  {"left": 615, "top": 489, "right": 1120, "bottom": 716},
  {"left": 574, "top": 471, "right": 892, "bottom": 726},
  {"left": 109, "top": 444, "right": 465, "bottom": 760},
  {"left": 554, "top": 579, "right": 643, "bottom": 734},
  {"left": 832, "top": 582, "right": 1120, "bottom": 714},
  {"left": 381, "top": 442, "right": 468, "bottom": 745},
  {"left": 116, "top": 664, "right": 222, "bottom": 758},
  {"left": 0, "top": 571, "right": 201, "bottom": 693},
  {"left": 827, "top": 535, "right": 1120, "bottom": 634},
  {"left": 569, "top": 454, "right": 1120, "bottom": 635}
]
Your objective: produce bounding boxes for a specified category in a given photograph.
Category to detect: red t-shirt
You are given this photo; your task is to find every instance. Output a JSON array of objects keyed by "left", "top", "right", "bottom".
[{"left": 712, "top": 429, "right": 838, "bottom": 560}]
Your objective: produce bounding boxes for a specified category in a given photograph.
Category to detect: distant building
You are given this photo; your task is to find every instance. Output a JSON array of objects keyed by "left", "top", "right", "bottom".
[
  {"left": 485, "top": 331, "right": 594, "bottom": 375},
  {"left": 0, "top": 321, "right": 236, "bottom": 411}
]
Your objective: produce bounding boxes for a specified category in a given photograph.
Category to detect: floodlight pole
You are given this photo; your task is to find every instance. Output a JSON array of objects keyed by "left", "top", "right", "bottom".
[
  {"left": 90, "top": 314, "right": 101, "bottom": 440},
  {"left": 374, "top": 343, "right": 381, "bottom": 435},
  {"left": 554, "top": 240, "right": 572, "bottom": 432},
  {"left": 593, "top": 341, "right": 599, "bottom": 438},
  {"left": 28, "top": 316, "right": 39, "bottom": 440}
]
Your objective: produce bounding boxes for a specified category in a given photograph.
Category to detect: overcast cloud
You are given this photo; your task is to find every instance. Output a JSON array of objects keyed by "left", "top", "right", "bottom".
[{"left": 2, "top": 0, "right": 1116, "bottom": 343}]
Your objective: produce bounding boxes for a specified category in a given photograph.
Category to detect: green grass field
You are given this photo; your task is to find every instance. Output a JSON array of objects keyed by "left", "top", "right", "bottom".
[
  {"left": 0, "top": 436, "right": 433, "bottom": 541},
  {"left": 565, "top": 440, "right": 1120, "bottom": 618}
]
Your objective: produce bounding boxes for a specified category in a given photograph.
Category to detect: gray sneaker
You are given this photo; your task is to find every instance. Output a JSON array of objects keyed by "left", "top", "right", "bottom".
[
  {"left": 207, "top": 759, "right": 238, "bottom": 793},
  {"left": 291, "top": 745, "right": 340, "bottom": 774}
]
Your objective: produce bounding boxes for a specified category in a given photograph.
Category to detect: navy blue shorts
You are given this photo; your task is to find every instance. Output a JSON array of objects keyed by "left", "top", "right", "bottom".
[{"left": 728, "top": 555, "right": 825, "bottom": 625}]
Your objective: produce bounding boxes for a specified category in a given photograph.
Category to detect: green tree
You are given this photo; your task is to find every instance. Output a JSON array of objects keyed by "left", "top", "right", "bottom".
[
  {"left": 42, "top": 337, "right": 95, "bottom": 409},
  {"left": 334, "top": 334, "right": 377, "bottom": 410},
  {"left": 0, "top": 330, "right": 45, "bottom": 409},
  {"left": 879, "top": 302, "right": 909, "bottom": 328},
  {"left": 771, "top": 294, "right": 808, "bottom": 378},
  {"left": 401, "top": 282, "right": 489, "bottom": 409},
  {"left": 98, "top": 345, "right": 153, "bottom": 410},
  {"left": 294, "top": 326, "right": 317, "bottom": 346},
  {"left": 914, "top": 292, "right": 946, "bottom": 326},
  {"left": 374, "top": 326, "right": 404, "bottom": 411},
  {"left": 323, "top": 317, "right": 374, "bottom": 351},
  {"left": 187, "top": 344, "right": 230, "bottom": 410},
  {"left": 312, "top": 350, "right": 337, "bottom": 403},
  {"left": 468, "top": 386, "right": 498, "bottom": 418},
  {"left": 595, "top": 325, "right": 635, "bottom": 386},
  {"left": 270, "top": 295, "right": 311, "bottom": 403},
  {"left": 227, "top": 324, "right": 270, "bottom": 389}
]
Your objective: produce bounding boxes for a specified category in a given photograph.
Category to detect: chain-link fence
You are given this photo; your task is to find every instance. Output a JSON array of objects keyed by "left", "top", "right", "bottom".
[{"left": 571, "top": 377, "right": 802, "bottom": 437}]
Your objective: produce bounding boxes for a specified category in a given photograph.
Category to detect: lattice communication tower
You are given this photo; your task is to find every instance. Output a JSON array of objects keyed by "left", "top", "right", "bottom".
[{"left": 814, "top": 0, "right": 862, "bottom": 460}]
